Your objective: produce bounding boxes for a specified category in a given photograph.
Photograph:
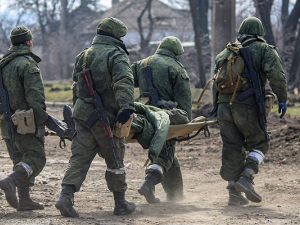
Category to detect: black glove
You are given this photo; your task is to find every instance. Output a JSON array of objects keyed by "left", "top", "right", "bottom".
[{"left": 117, "top": 109, "right": 133, "bottom": 125}]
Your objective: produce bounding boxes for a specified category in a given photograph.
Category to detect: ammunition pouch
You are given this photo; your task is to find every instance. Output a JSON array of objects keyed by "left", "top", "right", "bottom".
[
  {"left": 11, "top": 108, "right": 36, "bottom": 135},
  {"left": 265, "top": 92, "right": 276, "bottom": 117}
]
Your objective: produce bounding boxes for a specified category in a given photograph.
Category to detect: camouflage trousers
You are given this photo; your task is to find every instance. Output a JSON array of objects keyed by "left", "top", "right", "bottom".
[
  {"left": 4, "top": 133, "right": 46, "bottom": 186},
  {"left": 218, "top": 103, "right": 269, "bottom": 181},
  {"left": 146, "top": 139, "right": 183, "bottom": 198},
  {"left": 61, "top": 118, "right": 127, "bottom": 193}
]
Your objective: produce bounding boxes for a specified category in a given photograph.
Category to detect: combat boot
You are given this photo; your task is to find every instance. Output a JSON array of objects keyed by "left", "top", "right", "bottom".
[
  {"left": 234, "top": 176, "right": 262, "bottom": 203},
  {"left": 113, "top": 192, "right": 136, "bottom": 216},
  {"left": 55, "top": 185, "right": 79, "bottom": 217},
  {"left": 0, "top": 171, "right": 27, "bottom": 209},
  {"left": 138, "top": 172, "right": 161, "bottom": 204},
  {"left": 228, "top": 187, "right": 249, "bottom": 206},
  {"left": 17, "top": 183, "right": 44, "bottom": 211},
  {"left": 63, "top": 105, "right": 75, "bottom": 139}
]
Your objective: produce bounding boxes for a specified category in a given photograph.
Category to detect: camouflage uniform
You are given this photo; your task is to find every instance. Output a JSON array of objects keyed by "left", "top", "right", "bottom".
[
  {"left": 214, "top": 17, "right": 287, "bottom": 204},
  {"left": 0, "top": 26, "right": 47, "bottom": 210},
  {"left": 55, "top": 17, "right": 136, "bottom": 217},
  {"left": 131, "top": 36, "right": 192, "bottom": 201}
]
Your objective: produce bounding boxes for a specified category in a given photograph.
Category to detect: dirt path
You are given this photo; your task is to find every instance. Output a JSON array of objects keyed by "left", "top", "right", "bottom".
[{"left": 0, "top": 108, "right": 300, "bottom": 224}]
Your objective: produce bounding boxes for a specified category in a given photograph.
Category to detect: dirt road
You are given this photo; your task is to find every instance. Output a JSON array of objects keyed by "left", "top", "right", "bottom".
[{"left": 0, "top": 108, "right": 299, "bottom": 224}]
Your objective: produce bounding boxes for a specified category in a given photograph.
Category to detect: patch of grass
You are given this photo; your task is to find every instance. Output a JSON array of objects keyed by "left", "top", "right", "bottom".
[{"left": 44, "top": 80, "right": 73, "bottom": 102}]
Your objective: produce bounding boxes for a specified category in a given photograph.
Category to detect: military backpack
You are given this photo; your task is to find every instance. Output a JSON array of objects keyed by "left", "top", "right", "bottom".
[{"left": 198, "top": 41, "right": 246, "bottom": 104}]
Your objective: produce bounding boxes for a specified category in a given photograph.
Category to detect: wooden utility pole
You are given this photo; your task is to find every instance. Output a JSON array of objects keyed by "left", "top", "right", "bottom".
[
  {"left": 189, "top": 0, "right": 206, "bottom": 88},
  {"left": 210, "top": 0, "right": 236, "bottom": 101}
]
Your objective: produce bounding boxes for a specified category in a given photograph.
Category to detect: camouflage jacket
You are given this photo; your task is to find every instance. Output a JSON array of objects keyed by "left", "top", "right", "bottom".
[
  {"left": 0, "top": 45, "right": 48, "bottom": 133},
  {"left": 131, "top": 48, "right": 192, "bottom": 121},
  {"left": 214, "top": 37, "right": 287, "bottom": 104},
  {"left": 72, "top": 35, "right": 134, "bottom": 125}
]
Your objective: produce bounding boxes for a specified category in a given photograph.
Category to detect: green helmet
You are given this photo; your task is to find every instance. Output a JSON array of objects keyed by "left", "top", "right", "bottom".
[
  {"left": 97, "top": 17, "right": 127, "bottom": 38},
  {"left": 158, "top": 36, "right": 184, "bottom": 55},
  {"left": 238, "top": 17, "right": 266, "bottom": 36},
  {"left": 10, "top": 26, "right": 33, "bottom": 45}
]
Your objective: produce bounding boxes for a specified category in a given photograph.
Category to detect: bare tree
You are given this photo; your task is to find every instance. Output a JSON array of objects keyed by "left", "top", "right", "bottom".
[
  {"left": 253, "top": 0, "right": 276, "bottom": 46},
  {"left": 289, "top": 22, "right": 300, "bottom": 87},
  {"left": 188, "top": 0, "right": 206, "bottom": 88},
  {"left": 137, "top": 0, "right": 154, "bottom": 54},
  {"left": 281, "top": 0, "right": 300, "bottom": 75},
  {"left": 198, "top": 0, "right": 209, "bottom": 46}
]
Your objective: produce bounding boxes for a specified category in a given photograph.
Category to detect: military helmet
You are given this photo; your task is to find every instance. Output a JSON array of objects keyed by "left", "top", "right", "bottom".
[
  {"left": 97, "top": 17, "right": 128, "bottom": 38},
  {"left": 158, "top": 36, "right": 184, "bottom": 55},
  {"left": 238, "top": 17, "right": 266, "bottom": 36},
  {"left": 10, "top": 26, "right": 33, "bottom": 45}
]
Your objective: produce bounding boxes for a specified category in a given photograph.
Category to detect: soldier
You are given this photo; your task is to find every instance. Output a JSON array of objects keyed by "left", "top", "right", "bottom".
[
  {"left": 214, "top": 17, "right": 287, "bottom": 205},
  {"left": 55, "top": 17, "right": 136, "bottom": 217},
  {"left": 0, "top": 26, "right": 48, "bottom": 210},
  {"left": 131, "top": 36, "right": 192, "bottom": 203}
]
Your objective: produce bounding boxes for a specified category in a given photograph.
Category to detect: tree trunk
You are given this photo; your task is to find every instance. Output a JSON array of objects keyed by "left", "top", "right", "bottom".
[
  {"left": 198, "top": 0, "right": 209, "bottom": 46},
  {"left": 281, "top": 0, "right": 289, "bottom": 26},
  {"left": 256, "top": 0, "right": 275, "bottom": 46},
  {"left": 137, "top": 0, "right": 153, "bottom": 55},
  {"left": 282, "top": 0, "right": 300, "bottom": 74},
  {"left": 60, "top": 0, "right": 69, "bottom": 79},
  {"left": 211, "top": 0, "right": 235, "bottom": 101},
  {"left": 189, "top": 0, "right": 206, "bottom": 88},
  {"left": 289, "top": 24, "right": 300, "bottom": 87}
]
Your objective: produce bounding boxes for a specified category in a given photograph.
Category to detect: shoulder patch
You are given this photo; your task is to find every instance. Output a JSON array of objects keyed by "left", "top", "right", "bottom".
[
  {"left": 268, "top": 44, "right": 276, "bottom": 49},
  {"left": 180, "top": 70, "right": 189, "bottom": 80},
  {"left": 29, "top": 67, "right": 40, "bottom": 74}
]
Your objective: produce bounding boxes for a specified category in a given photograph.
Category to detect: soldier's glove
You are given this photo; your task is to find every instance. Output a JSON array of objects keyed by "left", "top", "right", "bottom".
[
  {"left": 278, "top": 102, "right": 287, "bottom": 118},
  {"left": 36, "top": 128, "right": 46, "bottom": 138},
  {"left": 117, "top": 109, "right": 134, "bottom": 125}
]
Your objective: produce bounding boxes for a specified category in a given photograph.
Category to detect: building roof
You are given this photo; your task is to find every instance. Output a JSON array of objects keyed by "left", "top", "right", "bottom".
[{"left": 85, "top": 0, "right": 193, "bottom": 34}]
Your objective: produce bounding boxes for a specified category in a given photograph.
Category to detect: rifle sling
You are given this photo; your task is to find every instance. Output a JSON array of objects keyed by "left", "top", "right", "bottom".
[
  {"left": 82, "top": 48, "right": 90, "bottom": 71},
  {"left": 0, "top": 103, "right": 4, "bottom": 114}
]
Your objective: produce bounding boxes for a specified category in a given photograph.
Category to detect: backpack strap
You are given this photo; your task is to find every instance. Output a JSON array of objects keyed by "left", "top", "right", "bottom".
[
  {"left": 197, "top": 78, "right": 215, "bottom": 104},
  {"left": 144, "top": 56, "right": 152, "bottom": 67},
  {"left": 82, "top": 48, "right": 90, "bottom": 71},
  {"left": 228, "top": 41, "right": 243, "bottom": 104},
  {"left": 230, "top": 75, "right": 241, "bottom": 105}
]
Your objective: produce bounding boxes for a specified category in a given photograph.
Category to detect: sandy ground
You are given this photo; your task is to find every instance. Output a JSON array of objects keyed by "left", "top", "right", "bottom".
[{"left": 0, "top": 107, "right": 300, "bottom": 225}]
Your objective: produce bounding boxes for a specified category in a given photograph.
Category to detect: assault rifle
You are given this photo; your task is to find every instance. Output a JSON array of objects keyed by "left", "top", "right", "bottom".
[
  {"left": 80, "top": 69, "right": 119, "bottom": 169},
  {"left": 142, "top": 66, "right": 162, "bottom": 108},
  {"left": 239, "top": 47, "right": 269, "bottom": 142},
  {"left": 0, "top": 68, "right": 16, "bottom": 161}
]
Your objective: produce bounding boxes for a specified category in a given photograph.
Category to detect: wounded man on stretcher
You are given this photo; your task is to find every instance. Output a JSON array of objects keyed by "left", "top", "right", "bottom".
[
  {"left": 124, "top": 102, "right": 218, "bottom": 160},
  {"left": 48, "top": 102, "right": 218, "bottom": 153}
]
